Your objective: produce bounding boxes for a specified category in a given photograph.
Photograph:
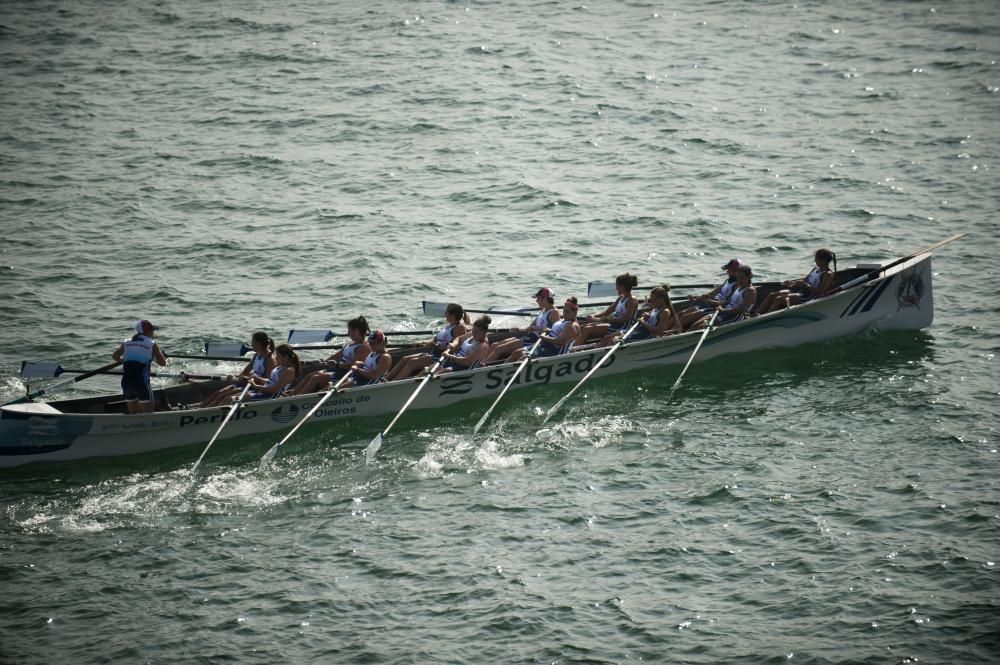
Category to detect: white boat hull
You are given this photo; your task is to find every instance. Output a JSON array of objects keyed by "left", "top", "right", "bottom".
[{"left": 0, "top": 254, "right": 935, "bottom": 467}]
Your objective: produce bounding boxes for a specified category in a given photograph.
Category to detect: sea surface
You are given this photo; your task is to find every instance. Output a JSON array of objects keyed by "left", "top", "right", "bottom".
[{"left": 1, "top": 0, "right": 998, "bottom": 662}]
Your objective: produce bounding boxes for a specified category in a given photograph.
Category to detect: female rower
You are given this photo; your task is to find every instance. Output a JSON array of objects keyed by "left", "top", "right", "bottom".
[
  {"left": 111, "top": 319, "right": 168, "bottom": 414},
  {"left": 199, "top": 332, "right": 276, "bottom": 408},
  {"left": 483, "top": 288, "right": 561, "bottom": 364},
  {"left": 507, "top": 298, "right": 581, "bottom": 363},
  {"left": 676, "top": 259, "right": 742, "bottom": 329},
  {"left": 436, "top": 315, "right": 492, "bottom": 374},
  {"left": 385, "top": 303, "right": 468, "bottom": 381},
  {"left": 691, "top": 265, "right": 756, "bottom": 328},
  {"left": 290, "top": 316, "right": 371, "bottom": 395},
  {"left": 245, "top": 344, "right": 301, "bottom": 401},
  {"left": 601, "top": 285, "right": 680, "bottom": 345},
  {"left": 347, "top": 330, "right": 393, "bottom": 386},
  {"left": 576, "top": 272, "right": 639, "bottom": 344},
  {"left": 756, "top": 248, "right": 836, "bottom": 315}
]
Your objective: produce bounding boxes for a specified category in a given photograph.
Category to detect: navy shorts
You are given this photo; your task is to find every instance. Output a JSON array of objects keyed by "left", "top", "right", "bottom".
[{"left": 121, "top": 362, "right": 153, "bottom": 402}]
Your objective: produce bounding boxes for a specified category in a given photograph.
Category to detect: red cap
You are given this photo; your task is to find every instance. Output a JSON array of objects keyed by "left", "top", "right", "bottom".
[
  {"left": 135, "top": 320, "right": 158, "bottom": 335},
  {"left": 368, "top": 330, "right": 386, "bottom": 343},
  {"left": 534, "top": 287, "right": 555, "bottom": 300},
  {"left": 722, "top": 258, "right": 745, "bottom": 271}
]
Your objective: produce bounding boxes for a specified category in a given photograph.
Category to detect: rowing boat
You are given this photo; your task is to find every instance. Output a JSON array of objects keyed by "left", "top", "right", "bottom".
[{"left": 0, "top": 250, "right": 938, "bottom": 468}]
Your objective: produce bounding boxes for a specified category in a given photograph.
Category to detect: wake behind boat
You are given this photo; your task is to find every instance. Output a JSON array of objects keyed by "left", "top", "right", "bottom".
[{"left": 0, "top": 247, "right": 944, "bottom": 468}]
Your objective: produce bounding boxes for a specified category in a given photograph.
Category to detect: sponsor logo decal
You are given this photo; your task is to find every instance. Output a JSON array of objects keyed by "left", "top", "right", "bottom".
[
  {"left": 439, "top": 352, "right": 615, "bottom": 398},
  {"left": 896, "top": 270, "right": 924, "bottom": 310},
  {"left": 270, "top": 404, "right": 300, "bottom": 424}
]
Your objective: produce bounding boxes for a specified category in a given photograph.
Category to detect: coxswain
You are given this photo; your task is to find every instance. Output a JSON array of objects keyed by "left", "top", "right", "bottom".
[{"left": 111, "top": 320, "right": 168, "bottom": 413}]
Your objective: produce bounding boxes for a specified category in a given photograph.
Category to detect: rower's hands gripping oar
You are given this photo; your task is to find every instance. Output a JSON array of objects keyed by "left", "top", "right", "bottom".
[
  {"left": 542, "top": 318, "right": 645, "bottom": 425},
  {"left": 668, "top": 309, "right": 718, "bottom": 400},
  {"left": 472, "top": 337, "right": 543, "bottom": 439},
  {"left": 190, "top": 381, "right": 253, "bottom": 475},
  {"left": 258, "top": 371, "right": 354, "bottom": 472},
  {"left": 364, "top": 357, "right": 445, "bottom": 463},
  {"left": 5, "top": 360, "right": 123, "bottom": 406}
]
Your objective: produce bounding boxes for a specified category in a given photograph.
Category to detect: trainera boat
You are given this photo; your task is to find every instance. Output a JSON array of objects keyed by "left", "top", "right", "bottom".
[{"left": 0, "top": 241, "right": 951, "bottom": 468}]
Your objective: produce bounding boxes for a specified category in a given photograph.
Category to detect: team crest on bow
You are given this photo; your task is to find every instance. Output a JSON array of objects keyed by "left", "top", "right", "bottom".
[{"left": 896, "top": 270, "right": 924, "bottom": 310}]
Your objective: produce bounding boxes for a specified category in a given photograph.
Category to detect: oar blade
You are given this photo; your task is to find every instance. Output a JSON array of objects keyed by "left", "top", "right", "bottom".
[
  {"left": 364, "top": 433, "right": 383, "bottom": 463},
  {"left": 204, "top": 342, "right": 249, "bottom": 357},
  {"left": 20, "top": 361, "right": 65, "bottom": 379},
  {"left": 287, "top": 329, "right": 334, "bottom": 345},
  {"left": 258, "top": 443, "right": 280, "bottom": 472},
  {"left": 422, "top": 301, "right": 449, "bottom": 317},
  {"left": 587, "top": 281, "right": 619, "bottom": 298}
]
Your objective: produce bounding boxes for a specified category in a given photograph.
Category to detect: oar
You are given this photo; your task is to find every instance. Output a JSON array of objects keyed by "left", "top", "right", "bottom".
[
  {"left": 588, "top": 281, "right": 715, "bottom": 298},
  {"left": 5, "top": 360, "right": 123, "bottom": 406},
  {"left": 668, "top": 309, "right": 719, "bottom": 399},
  {"left": 471, "top": 338, "right": 543, "bottom": 438},
  {"left": 288, "top": 329, "right": 436, "bottom": 345},
  {"left": 541, "top": 318, "right": 645, "bottom": 425},
  {"left": 189, "top": 382, "right": 253, "bottom": 475},
  {"left": 364, "top": 358, "right": 445, "bottom": 463},
  {"left": 258, "top": 371, "right": 354, "bottom": 471},
  {"left": 422, "top": 301, "right": 536, "bottom": 318},
  {"left": 18, "top": 362, "right": 225, "bottom": 381},
  {"left": 833, "top": 233, "right": 966, "bottom": 294}
]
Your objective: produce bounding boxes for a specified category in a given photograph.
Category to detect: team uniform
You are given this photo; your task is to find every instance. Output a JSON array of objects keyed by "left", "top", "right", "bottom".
[
  {"left": 248, "top": 366, "right": 290, "bottom": 401},
  {"left": 443, "top": 337, "right": 484, "bottom": 371},
  {"left": 121, "top": 334, "right": 158, "bottom": 402},
  {"left": 606, "top": 296, "right": 636, "bottom": 332},
  {"left": 327, "top": 340, "right": 363, "bottom": 380},
  {"left": 521, "top": 308, "right": 557, "bottom": 345},
  {"left": 789, "top": 267, "right": 828, "bottom": 303},
  {"left": 717, "top": 286, "right": 750, "bottom": 324},
  {"left": 694, "top": 279, "right": 736, "bottom": 314},
  {"left": 431, "top": 324, "right": 459, "bottom": 359},
  {"left": 535, "top": 319, "right": 577, "bottom": 357},
  {"left": 352, "top": 352, "right": 388, "bottom": 386},
  {"left": 627, "top": 308, "right": 663, "bottom": 341}
]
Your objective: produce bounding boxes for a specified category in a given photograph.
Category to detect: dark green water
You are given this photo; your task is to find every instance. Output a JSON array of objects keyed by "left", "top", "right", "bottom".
[{"left": 1, "top": 1, "right": 998, "bottom": 662}]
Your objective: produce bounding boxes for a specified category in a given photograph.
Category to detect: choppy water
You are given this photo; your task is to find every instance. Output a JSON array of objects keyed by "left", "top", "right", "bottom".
[{"left": 1, "top": 0, "right": 998, "bottom": 662}]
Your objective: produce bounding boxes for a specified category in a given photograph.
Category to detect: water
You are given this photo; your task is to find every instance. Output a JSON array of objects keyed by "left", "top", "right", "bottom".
[{"left": 2, "top": 0, "right": 998, "bottom": 662}]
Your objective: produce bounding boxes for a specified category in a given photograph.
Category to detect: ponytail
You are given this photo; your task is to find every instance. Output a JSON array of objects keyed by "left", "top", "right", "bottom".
[{"left": 276, "top": 344, "right": 302, "bottom": 379}]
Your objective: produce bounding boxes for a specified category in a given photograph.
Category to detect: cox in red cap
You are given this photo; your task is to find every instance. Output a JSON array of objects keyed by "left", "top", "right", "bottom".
[{"left": 135, "top": 320, "right": 158, "bottom": 336}]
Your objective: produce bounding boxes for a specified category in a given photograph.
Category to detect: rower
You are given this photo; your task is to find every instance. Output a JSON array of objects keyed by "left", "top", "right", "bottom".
[
  {"left": 508, "top": 298, "right": 581, "bottom": 362},
  {"left": 576, "top": 272, "right": 639, "bottom": 345},
  {"left": 483, "top": 288, "right": 560, "bottom": 364},
  {"left": 111, "top": 320, "right": 168, "bottom": 414},
  {"left": 756, "top": 249, "right": 836, "bottom": 314},
  {"left": 290, "top": 316, "right": 371, "bottom": 395},
  {"left": 199, "top": 332, "right": 276, "bottom": 408},
  {"left": 385, "top": 303, "right": 468, "bottom": 381},
  {"left": 436, "top": 316, "right": 492, "bottom": 374},
  {"left": 677, "top": 258, "right": 743, "bottom": 329},
  {"left": 691, "top": 265, "right": 756, "bottom": 328},
  {"left": 347, "top": 330, "right": 393, "bottom": 386},
  {"left": 601, "top": 284, "right": 680, "bottom": 345},
  {"left": 246, "top": 344, "right": 301, "bottom": 400}
]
